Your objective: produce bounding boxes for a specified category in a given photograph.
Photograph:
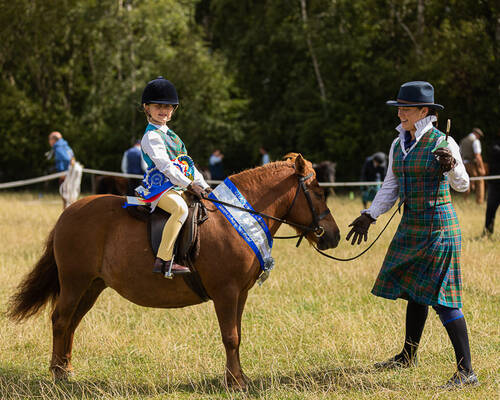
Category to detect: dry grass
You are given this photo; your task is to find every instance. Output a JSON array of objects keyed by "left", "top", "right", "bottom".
[{"left": 0, "top": 191, "right": 498, "bottom": 399}]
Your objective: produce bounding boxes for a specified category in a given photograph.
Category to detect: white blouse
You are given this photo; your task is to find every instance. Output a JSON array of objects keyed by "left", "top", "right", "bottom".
[
  {"left": 141, "top": 124, "right": 209, "bottom": 189},
  {"left": 364, "top": 116, "right": 470, "bottom": 220}
]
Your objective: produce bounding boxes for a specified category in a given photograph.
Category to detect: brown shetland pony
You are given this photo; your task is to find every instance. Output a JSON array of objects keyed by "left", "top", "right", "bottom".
[{"left": 8, "top": 154, "right": 340, "bottom": 390}]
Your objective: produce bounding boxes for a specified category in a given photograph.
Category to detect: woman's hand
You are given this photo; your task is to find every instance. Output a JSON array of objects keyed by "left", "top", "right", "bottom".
[
  {"left": 434, "top": 148, "right": 456, "bottom": 172},
  {"left": 346, "top": 213, "right": 375, "bottom": 245}
]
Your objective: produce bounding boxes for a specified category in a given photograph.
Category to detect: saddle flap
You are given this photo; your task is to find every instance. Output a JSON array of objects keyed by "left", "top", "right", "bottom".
[
  {"left": 146, "top": 199, "right": 211, "bottom": 302},
  {"left": 148, "top": 208, "right": 171, "bottom": 256},
  {"left": 147, "top": 200, "right": 207, "bottom": 265}
]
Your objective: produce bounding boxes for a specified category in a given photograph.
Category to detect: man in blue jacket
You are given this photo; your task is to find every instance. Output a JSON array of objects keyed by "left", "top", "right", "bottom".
[
  {"left": 121, "top": 139, "right": 147, "bottom": 195},
  {"left": 48, "top": 131, "right": 75, "bottom": 208},
  {"left": 48, "top": 131, "right": 74, "bottom": 172}
]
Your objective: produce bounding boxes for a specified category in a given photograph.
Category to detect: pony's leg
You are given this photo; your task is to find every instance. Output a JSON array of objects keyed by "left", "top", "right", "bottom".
[
  {"left": 50, "top": 278, "right": 103, "bottom": 379},
  {"left": 236, "top": 290, "right": 249, "bottom": 384},
  {"left": 213, "top": 291, "right": 247, "bottom": 390}
]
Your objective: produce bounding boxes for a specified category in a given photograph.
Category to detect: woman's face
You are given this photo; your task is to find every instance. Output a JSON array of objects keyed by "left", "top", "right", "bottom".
[
  {"left": 397, "top": 106, "right": 429, "bottom": 132},
  {"left": 145, "top": 103, "right": 175, "bottom": 125}
]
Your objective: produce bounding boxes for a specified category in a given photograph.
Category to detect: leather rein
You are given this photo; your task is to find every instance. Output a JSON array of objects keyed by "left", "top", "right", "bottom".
[{"left": 202, "top": 172, "right": 402, "bottom": 262}]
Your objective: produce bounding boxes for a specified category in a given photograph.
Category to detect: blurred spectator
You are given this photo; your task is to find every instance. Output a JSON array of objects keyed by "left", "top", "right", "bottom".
[
  {"left": 459, "top": 128, "right": 485, "bottom": 204},
  {"left": 121, "top": 139, "right": 147, "bottom": 195},
  {"left": 484, "top": 128, "right": 500, "bottom": 236},
  {"left": 361, "top": 152, "right": 387, "bottom": 209},
  {"left": 47, "top": 131, "right": 76, "bottom": 208},
  {"left": 209, "top": 149, "right": 225, "bottom": 180},
  {"left": 48, "top": 131, "right": 74, "bottom": 172},
  {"left": 260, "top": 147, "right": 270, "bottom": 165}
]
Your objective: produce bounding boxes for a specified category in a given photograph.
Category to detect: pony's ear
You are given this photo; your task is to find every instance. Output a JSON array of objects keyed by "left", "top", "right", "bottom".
[
  {"left": 294, "top": 153, "right": 306, "bottom": 175},
  {"left": 282, "top": 152, "right": 299, "bottom": 162}
]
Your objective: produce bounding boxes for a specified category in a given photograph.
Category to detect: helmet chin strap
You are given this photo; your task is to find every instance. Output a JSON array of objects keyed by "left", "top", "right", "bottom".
[{"left": 144, "top": 106, "right": 173, "bottom": 126}]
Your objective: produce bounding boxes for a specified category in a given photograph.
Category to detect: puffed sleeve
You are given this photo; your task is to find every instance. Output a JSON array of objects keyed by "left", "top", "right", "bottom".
[
  {"left": 192, "top": 167, "right": 210, "bottom": 189},
  {"left": 435, "top": 136, "right": 470, "bottom": 192},
  {"left": 364, "top": 138, "right": 401, "bottom": 219}
]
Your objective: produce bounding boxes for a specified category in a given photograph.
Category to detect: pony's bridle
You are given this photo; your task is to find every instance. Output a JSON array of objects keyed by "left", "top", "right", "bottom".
[
  {"left": 276, "top": 172, "right": 331, "bottom": 246},
  {"left": 203, "top": 172, "right": 330, "bottom": 245}
]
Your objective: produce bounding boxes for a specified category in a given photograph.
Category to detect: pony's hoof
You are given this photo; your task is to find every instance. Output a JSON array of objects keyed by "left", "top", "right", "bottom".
[
  {"left": 50, "top": 365, "right": 73, "bottom": 381},
  {"left": 225, "top": 374, "right": 248, "bottom": 392}
]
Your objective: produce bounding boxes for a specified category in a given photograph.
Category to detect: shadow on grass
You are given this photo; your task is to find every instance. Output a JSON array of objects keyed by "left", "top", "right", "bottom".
[
  {"left": 0, "top": 365, "right": 224, "bottom": 399},
  {"left": 0, "top": 364, "right": 398, "bottom": 398},
  {"left": 247, "top": 366, "right": 398, "bottom": 395}
]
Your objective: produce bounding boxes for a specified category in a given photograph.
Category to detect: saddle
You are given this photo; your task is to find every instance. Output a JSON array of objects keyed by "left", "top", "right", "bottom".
[{"left": 126, "top": 196, "right": 210, "bottom": 302}]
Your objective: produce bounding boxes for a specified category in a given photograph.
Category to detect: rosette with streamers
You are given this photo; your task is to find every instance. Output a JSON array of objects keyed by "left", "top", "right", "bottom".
[{"left": 172, "top": 155, "right": 195, "bottom": 181}]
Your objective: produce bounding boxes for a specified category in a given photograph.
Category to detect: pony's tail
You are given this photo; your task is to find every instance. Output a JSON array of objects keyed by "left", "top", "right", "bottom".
[{"left": 7, "top": 228, "right": 60, "bottom": 321}]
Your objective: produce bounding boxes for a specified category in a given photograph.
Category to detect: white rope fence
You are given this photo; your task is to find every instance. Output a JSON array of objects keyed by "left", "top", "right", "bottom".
[{"left": 0, "top": 168, "right": 499, "bottom": 190}]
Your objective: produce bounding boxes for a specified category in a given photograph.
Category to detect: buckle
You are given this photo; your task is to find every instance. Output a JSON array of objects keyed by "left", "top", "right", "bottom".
[{"left": 314, "top": 226, "right": 325, "bottom": 238}]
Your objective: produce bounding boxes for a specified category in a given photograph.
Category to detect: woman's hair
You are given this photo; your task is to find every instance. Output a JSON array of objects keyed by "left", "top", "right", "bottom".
[{"left": 419, "top": 106, "right": 438, "bottom": 126}]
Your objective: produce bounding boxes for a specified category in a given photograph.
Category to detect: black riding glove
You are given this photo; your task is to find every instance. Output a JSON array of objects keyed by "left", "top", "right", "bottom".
[
  {"left": 204, "top": 187, "right": 213, "bottom": 195},
  {"left": 434, "top": 147, "right": 457, "bottom": 172},
  {"left": 187, "top": 183, "right": 205, "bottom": 199},
  {"left": 346, "top": 213, "right": 375, "bottom": 245}
]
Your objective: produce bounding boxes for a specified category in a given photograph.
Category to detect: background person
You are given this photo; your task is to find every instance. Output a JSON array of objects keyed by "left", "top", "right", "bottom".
[
  {"left": 484, "top": 128, "right": 500, "bottom": 236},
  {"left": 48, "top": 131, "right": 74, "bottom": 173},
  {"left": 48, "top": 131, "right": 76, "bottom": 208},
  {"left": 347, "top": 81, "right": 477, "bottom": 388},
  {"left": 459, "top": 128, "right": 486, "bottom": 204},
  {"left": 360, "top": 152, "right": 387, "bottom": 208},
  {"left": 208, "top": 149, "right": 225, "bottom": 180},
  {"left": 121, "top": 139, "right": 147, "bottom": 196},
  {"left": 259, "top": 147, "right": 270, "bottom": 165}
]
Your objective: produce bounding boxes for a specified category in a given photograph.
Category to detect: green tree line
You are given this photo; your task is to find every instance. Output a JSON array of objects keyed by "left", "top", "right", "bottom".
[{"left": 0, "top": 0, "right": 499, "bottom": 182}]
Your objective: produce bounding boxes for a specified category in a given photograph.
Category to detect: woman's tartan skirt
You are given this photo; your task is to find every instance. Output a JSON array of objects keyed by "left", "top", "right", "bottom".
[{"left": 371, "top": 203, "right": 462, "bottom": 307}]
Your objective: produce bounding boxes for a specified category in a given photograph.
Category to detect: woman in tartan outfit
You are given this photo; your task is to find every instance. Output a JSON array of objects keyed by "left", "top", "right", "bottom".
[{"left": 347, "top": 81, "right": 478, "bottom": 388}]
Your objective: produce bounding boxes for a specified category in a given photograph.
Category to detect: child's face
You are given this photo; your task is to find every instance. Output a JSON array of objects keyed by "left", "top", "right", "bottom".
[{"left": 145, "top": 103, "right": 175, "bottom": 125}]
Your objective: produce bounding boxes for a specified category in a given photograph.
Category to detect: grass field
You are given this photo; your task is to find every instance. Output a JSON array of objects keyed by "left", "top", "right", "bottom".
[{"left": 0, "top": 192, "right": 498, "bottom": 400}]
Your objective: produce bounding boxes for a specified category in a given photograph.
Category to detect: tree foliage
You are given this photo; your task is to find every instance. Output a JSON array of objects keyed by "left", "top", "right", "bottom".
[
  {"left": 0, "top": 0, "right": 244, "bottom": 180},
  {"left": 0, "top": 0, "right": 498, "bottom": 181},
  {"left": 199, "top": 0, "right": 500, "bottom": 178}
]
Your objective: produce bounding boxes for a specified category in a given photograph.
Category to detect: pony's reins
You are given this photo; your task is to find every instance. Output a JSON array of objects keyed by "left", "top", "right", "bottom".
[
  {"left": 311, "top": 199, "right": 404, "bottom": 261},
  {"left": 203, "top": 172, "right": 329, "bottom": 240},
  {"left": 202, "top": 171, "right": 400, "bottom": 262}
]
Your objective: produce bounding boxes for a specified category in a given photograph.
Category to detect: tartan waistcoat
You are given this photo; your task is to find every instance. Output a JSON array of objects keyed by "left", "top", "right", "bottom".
[
  {"left": 141, "top": 123, "right": 187, "bottom": 169},
  {"left": 393, "top": 127, "right": 451, "bottom": 211}
]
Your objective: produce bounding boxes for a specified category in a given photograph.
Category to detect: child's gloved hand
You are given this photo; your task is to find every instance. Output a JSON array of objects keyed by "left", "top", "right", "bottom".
[{"left": 187, "top": 183, "right": 205, "bottom": 199}]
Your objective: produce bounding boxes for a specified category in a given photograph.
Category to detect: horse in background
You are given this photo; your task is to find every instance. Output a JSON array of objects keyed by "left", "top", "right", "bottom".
[
  {"left": 8, "top": 154, "right": 340, "bottom": 391},
  {"left": 95, "top": 175, "right": 128, "bottom": 195},
  {"left": 283, "top": 153, "right": 336, "bottom": 198},
  {"left": 313, "top": 161, "right": 337, "bottom": 198}
]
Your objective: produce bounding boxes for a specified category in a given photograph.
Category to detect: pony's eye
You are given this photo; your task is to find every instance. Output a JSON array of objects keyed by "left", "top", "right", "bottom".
[{"left": 313, "top": 190, "right": 324, "bottom": 200}]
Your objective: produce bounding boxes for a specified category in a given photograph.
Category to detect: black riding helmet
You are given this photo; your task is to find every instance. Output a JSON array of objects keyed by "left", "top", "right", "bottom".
[{"left": 142, "top": 76, "right": 179, "bottom": 105}]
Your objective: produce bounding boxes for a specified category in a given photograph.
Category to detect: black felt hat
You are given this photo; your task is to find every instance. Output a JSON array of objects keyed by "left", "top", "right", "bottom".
[{"left": 386, "top": 81, "right": 444, "bottom": 110}]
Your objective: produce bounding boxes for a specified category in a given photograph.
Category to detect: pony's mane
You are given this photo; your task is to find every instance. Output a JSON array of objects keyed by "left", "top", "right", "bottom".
[{"left": 229, "top": 161, "right": 295, "bottom": 186}]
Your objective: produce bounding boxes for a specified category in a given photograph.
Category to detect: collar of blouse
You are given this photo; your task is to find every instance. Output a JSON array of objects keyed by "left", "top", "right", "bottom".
[{"left": 396, "top": 115, "right": 437, "bottom": 140}]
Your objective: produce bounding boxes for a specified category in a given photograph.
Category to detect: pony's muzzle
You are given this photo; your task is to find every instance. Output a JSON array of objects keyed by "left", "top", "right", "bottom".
[{"left": 317, "top": 227, "right": 340, "bottom": 250}]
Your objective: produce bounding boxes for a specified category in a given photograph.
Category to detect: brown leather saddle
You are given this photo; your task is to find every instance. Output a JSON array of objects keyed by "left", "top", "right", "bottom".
[{"left": 126, "top": 198, "right": 210, "bottom": 302}]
